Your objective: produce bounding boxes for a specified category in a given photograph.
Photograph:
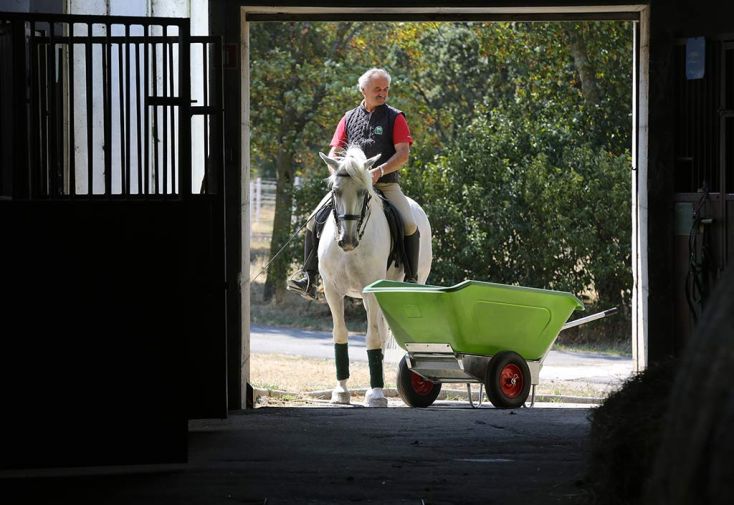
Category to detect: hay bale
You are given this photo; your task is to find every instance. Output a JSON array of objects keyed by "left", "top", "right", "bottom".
[
  {"left": 586, "top": 357, "right": 677, "bottom": 505},
  {"left": 645, "top": 267, "right": 734, "bottom": 505}
]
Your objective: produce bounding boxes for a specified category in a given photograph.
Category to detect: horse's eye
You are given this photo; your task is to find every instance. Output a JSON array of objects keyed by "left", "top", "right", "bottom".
[
  {"left": 333, "top": 189, "right": 341, "bottom": 196},
  {"left": 357, "top": 189, "right": 365, "bottom": 197}
]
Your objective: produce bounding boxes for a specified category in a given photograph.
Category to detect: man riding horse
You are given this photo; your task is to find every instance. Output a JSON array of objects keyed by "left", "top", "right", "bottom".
[{"left": 288, "top": 68, "right": 421, "bottom": 300}]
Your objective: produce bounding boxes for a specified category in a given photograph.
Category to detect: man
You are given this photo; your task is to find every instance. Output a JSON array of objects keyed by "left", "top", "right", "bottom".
[{"left": 288, "top": 67, "right": 420, "bottom": 300}]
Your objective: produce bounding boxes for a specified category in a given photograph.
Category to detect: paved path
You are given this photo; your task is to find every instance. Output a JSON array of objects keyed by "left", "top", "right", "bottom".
[{"left": 251, "top": 325, "right": 633, "bottom": 389}]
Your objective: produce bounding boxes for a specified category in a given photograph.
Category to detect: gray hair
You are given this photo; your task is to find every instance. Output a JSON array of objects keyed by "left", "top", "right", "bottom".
[{"left": 357, "top": 68, "right": 391, "bottom": 91}]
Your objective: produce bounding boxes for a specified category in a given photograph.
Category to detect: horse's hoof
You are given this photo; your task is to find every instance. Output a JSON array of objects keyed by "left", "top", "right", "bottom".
[
  {"left": 330, "top": 390, "right": 351, "bottom": 404},
  {"left": 363, "top": 389, "right": 388, "bottom": 408}
]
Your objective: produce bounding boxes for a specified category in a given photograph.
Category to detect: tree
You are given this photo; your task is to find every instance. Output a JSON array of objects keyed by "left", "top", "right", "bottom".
[{"left": 251, "top": 22, "right": 364, "bottom": 302}]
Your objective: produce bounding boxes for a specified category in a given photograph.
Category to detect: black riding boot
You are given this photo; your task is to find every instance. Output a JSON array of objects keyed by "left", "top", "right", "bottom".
[
  {"left": 287, "top": 228, "right": 320, "bottom": 300},
  {"left": 403, "top": 230, "right": 420, "bottom": 283}
]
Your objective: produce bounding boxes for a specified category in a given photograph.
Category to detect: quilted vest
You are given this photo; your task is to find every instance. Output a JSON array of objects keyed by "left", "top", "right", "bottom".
[{"left": 344, "top": 104, "right": 404, "bottom": 183}]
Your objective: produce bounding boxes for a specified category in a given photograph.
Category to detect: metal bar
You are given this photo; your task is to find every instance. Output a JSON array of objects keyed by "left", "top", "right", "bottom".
[
  {"left": 211, "top": 36, "right": 224, "bottom": 197},
  {"left": 162, "top": 34, "right": 168, "bottom": 194},
  {"left": 29, "top": 22, "right": 40, "bottom": 198},
  {"left": 144, "top": 32, "right": 150, "bottom": 194},
  {"left": 151, "top": 32, "right": 159, "bottom": 194},
  {"left": 202, "top": 42, "right": 209, "bottom": 193},
  {"left": 178, "top": 23, "right": 191, "bottom": 197},
  {"left": 191, "top": 105, "right": 218, "bottom": 115},
  {"left": 125, "top": 26, "right": 132, "bottom": 196},
  {"left": 168, "top": 37, "right": 176, "bottom": 194},
  {"left": 68, "top": 26, "right": 76, "bottom": 195},
  {"left": 135, "top": 41, "right": 142, "bottom": 195},
  {"left": 32, "top": 35, "right": 182, "bottom": 44},
  {"left": 146, "top": 96, "right": 187, "bottom": 106},
  {"left": 39, "top": 35, "right": 49, "bottom": 197},
  {"left": 561, "top": 307, "right": 619, "bottom": 331},
  {"left": 104, "top": 22, "right": 111, "bottom": 195},
  {"left": 85, "top": 24, "right": 93, "bottom": 194},
  {"left": 53, "top": 45, "right": 64, "bottom": 196},
  {"left": 47, "top": 23, "right": 58, "bottom": 197},
  {"left": 117, "top": 38, "right": 126, "bottom": 195}
]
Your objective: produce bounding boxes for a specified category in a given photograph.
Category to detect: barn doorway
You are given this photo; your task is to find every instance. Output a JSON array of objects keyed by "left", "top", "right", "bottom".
[{"left": 239, "top": 5, "right": 650, "bottom": 406}]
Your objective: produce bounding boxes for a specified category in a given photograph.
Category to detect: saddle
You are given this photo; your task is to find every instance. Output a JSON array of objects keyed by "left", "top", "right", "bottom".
[{"left": 314, "top": 189, "right": 407, "bottom": 271}]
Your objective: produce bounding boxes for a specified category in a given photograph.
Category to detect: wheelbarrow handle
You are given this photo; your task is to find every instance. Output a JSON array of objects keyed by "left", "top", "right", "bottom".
[{"left": 561, "top": 307, "right": 618, "bottom": 331}]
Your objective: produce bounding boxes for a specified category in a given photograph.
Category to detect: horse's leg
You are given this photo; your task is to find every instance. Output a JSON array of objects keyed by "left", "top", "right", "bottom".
[
  {"left": 362, "top": 292, "right": 388, "bottom": 408},
  {"left": 324, "top": 286, "right": 350, "bottom": 404}
]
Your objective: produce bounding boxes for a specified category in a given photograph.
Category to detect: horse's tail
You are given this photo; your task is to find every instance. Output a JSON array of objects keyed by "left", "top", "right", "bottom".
[{"left": 382, "top": 327, "right": 402, "bottom": 364}]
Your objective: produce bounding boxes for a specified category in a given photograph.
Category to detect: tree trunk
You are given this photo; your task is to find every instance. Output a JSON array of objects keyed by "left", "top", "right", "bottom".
[
  {"left": 262, "top": 145, "right": 296, "bottom": 303},
  {"left": 565, "top": 26, "right": 601, "bottom": 106}
]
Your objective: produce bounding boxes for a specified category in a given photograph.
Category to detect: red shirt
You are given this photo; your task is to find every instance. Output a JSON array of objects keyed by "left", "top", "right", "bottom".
[{"left": 329, "top": 112, "right": 413, "bottom": 149}]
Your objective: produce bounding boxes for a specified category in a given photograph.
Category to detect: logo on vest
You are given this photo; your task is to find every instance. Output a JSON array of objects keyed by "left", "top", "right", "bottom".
[{"left": 374, "top": 126, "right": 384, "bottom": 135}]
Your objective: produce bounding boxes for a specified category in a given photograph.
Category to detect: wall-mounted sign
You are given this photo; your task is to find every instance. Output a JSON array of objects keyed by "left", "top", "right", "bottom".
[{"left": 686, "top": 37, "right": 705, "bottom": 80}]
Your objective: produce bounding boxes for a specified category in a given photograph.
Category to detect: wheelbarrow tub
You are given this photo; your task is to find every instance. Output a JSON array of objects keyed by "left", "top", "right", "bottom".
[{"left": 363, "top": 279, "right": 583, "bottom": 361}]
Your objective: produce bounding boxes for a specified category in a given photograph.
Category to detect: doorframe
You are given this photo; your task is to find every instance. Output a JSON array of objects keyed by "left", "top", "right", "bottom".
[{"left": 238, "top": 3, "right": 651, "bottom": 402}]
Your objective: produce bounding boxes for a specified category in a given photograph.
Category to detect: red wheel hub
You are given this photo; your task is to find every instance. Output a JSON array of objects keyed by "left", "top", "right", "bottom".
[
  {"left": 499, "top": 363, "right": 524, "bottom": 398},
  {"left": 410, "top": 372, "right": 434, "bottom": 396}
]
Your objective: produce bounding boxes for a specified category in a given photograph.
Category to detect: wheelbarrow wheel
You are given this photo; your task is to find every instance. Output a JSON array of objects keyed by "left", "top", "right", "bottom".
[
  {"left": 485, "top": 351, "right": 531, "bottom": 409},
  {"left": 397, "top": 355, "right": 441, "bottom": 408}
]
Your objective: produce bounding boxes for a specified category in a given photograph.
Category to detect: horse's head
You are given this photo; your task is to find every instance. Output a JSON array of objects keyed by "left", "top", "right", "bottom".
[{"left": 321, "top": 147, "right": 380, "bottom": 251}]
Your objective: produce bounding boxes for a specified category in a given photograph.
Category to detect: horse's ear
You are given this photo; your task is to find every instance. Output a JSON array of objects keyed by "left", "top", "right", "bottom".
[
  {"left": 319, "top": 152, "right": 340, "bottom": 172},
  {"left": 364, "top": 154, "right": 381, "bottom": 171}
]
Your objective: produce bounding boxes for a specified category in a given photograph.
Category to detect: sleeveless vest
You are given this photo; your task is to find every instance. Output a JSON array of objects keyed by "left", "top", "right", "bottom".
[{"left": 344, "top": 104, "right": 403, "bottom": 183}]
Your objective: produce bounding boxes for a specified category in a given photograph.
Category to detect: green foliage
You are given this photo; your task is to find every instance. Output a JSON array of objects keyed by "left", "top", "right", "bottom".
[{"left": 414, "top": 105, "right": 631, "bottom": 309}]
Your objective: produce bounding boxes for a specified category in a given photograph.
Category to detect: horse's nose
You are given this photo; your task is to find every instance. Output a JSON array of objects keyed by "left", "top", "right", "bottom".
[{"left": 338, "top": 238, "right": 357, "bottom": 251}]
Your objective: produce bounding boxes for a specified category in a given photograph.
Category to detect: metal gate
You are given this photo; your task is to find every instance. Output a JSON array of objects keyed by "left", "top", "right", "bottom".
[{"left": 0, "top": 12, "right": 227, "bottom": 468}]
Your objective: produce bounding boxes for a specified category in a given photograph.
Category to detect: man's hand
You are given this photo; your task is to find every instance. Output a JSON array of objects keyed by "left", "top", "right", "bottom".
[{"left": 370, "top": 166, "right": 383, "bottom": 185}]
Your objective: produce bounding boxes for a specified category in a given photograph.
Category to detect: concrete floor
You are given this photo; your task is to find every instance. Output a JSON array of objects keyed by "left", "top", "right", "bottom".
[{"left": 1, "top": 403, "right": 592, "bottom": 504}]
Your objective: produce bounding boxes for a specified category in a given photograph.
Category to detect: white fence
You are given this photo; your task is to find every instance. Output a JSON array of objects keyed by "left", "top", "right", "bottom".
[
  {"left": 249, "top": 176, "right": 305, "bottom": 242},
  {"left": 249, "top": 177, "right": 277, "bottom": 243}
]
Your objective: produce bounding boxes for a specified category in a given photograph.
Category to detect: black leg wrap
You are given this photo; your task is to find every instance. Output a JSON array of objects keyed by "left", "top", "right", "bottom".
[
  {"left": 367, "top": 349, "right": 384, "bottom": 389},
  {"left": 335, "top": 343, "right": 350, "bottom": 381}
]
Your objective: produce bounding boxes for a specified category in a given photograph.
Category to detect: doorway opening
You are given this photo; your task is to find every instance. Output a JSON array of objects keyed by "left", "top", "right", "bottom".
[{"left": 240, "top": 5, "right": 650, "bottom": 407}]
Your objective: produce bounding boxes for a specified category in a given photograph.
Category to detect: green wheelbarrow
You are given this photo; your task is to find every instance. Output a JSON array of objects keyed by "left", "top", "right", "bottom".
[{"left": 363, "top": 279, "right": 617, "bottom": 409}]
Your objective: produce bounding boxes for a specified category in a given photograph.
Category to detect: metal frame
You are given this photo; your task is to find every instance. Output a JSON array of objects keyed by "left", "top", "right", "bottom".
[
  {"left": 402, "top": 308, "right": 617, "bottom": 407},
  {"left": 1, "top": 12, "right": 224, "bottom": 201}
]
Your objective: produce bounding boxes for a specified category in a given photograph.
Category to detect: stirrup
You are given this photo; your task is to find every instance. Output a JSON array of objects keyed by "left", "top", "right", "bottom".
[{"left": 287, "top": 272, "right": 319, "bottom": 301}]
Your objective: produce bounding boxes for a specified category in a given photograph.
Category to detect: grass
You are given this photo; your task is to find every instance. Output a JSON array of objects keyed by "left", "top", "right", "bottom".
[
  {"left": 250, "top": 352, "right": 614, "bottom": 404},
  {"left": 554, "top": 338, "right": 632, "bottom": 356}
]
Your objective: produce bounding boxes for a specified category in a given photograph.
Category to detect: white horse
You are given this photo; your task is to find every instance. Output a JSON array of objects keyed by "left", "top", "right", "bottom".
[{"left": 318, "top": 146, "right": 432, "bottom": 407}]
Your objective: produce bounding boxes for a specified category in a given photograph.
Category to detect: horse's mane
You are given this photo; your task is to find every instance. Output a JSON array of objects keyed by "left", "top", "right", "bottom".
[{"left": 327, "top": 146, "right": 378, "bottom": 200}]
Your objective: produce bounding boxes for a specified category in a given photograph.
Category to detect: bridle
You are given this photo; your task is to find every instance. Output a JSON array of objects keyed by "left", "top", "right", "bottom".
[{"left": 331, "top": 173, "right": 372, "bottom": 242}]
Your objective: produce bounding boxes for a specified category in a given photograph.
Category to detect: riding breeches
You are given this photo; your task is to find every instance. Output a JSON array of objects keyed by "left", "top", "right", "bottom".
[{"left": 375, "top": 182, "right": 417, "bottom": 236}]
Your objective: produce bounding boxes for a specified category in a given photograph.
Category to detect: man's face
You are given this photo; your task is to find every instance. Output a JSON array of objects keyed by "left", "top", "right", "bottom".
[{"left": 361, "top": 76, "right": 389, "bottom": 110}]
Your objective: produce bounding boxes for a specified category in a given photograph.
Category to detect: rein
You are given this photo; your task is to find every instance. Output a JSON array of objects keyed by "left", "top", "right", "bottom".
[{"left": 331, "top": 180, "right": 372, "bottom": 242}]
